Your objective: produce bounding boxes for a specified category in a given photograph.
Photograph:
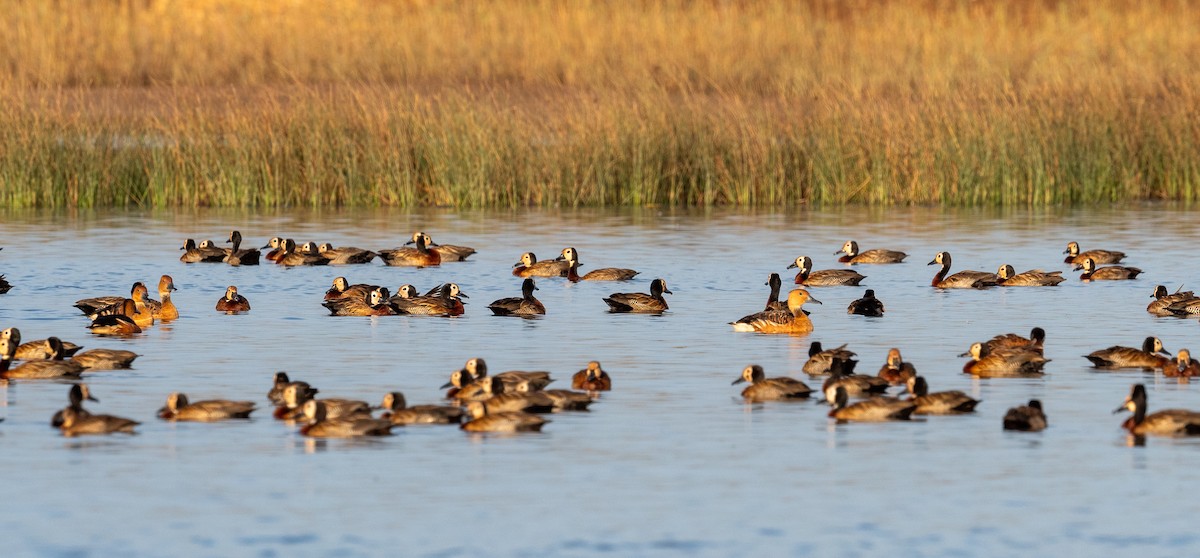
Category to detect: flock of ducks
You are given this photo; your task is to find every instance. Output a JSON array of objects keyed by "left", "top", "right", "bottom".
[{"left": 1, "top": 233, "right": 1199, "bottom": 441}]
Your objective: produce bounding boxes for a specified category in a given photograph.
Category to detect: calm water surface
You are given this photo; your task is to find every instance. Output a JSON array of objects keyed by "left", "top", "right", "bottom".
[{"left": 2, "top": 206, "right": 1199, "bottom": 557}]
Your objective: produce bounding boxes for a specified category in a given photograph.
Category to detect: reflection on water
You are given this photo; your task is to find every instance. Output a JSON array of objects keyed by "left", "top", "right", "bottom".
[{"left": 2, "top": 206, "right": 1200, "bottom": 555}]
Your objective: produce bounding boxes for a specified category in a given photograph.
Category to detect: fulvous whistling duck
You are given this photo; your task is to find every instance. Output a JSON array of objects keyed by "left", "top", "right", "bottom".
[
  {"left": 1115, "top": 384, "right": 1200, "bottom": 436},
  {"left": 1148, "top": 285, "right": 1197, "bottom": 316},
  {"left": 145, "top": 275, "right": 179, "bottom": 321},
  {"left": 87, "top": 299, "right": 142, "bottom": 335},
  {"left": 960, "top": 343, "right": 1049, "bottom": 378},
  {"left": 827, "top": 386, "right": 916, "bottom": 422},
  {"left": 487, "top": 278, "right": 546, "bottom": 316},
  {"left": 905, "top": 376, "right": 980, "bottom": 414},
  {"left": 1084, "top": 337, "right": 1170, "bottom": 370},
  {"left": 215, "top": 286, "right": 250, "bottom": 313},
  {"left": 801, "top": 342, "right": 858, "bottom": 376},
  {"left": 788, "top": 255, "right": 866, "bottom": 286},
  {"left": 846, "top": 289, "right": 885, "bottom": 317},
  {"left": 604, "top": 278, "right": 672, "bottom": 313},
  {"left": 1003, "top": 400, "right": 1047, "bottom": 431},
  {"left": 836, "top": 240, "right": 907, "bottom": 264},
  {"left": 158, "top": 392, "right": 256, "bottom": 421},
  {"left": 996, "top": 264, "right": 1065, "bottom": 287},
  {"left": 731, "top": 364, "right": 813, "bottom": 402},
  {"left": 877, "top": 348, "right": 916, "bottom": 385},
  {"left": 460, "top": 401, "right": 548, "bottom": 433},
  {"left": 224, "top": 230, "right": 261, "bottom": 266},
  {"left": 559, "top": 247, "right": 639, "bottom": 282},
  {"left": 378, "top": 232, "right": 441, "bottom": 268},
  {"left": 1064, "top": 241, "right": 1125, "bottom": 265},
  {"left": 512, "top": 251, "right": 568, "bottom": 278},
  {"left": 1074, "top": 257, "right": 1142, "bottom": 281},
  {"left": 300, "top": 400, "right": 393, "bottom": 438},
  {"left": 75, "top": 282, "right": 142, "bottom": 315},
  {"left": 1164, "top": 349, "right": 1200, "bottom": 378},
  {"left": 928, "top": 252, "right": 998, "bottom": 289},
  {"left": 730, "top": 289, "right": 818, "bottom": 334},
  {"left": 571, "top": 361, "right": 611, "bottom": 391},
  {"left": 377, "top": 392, "right": 464, "bottom": 425}
]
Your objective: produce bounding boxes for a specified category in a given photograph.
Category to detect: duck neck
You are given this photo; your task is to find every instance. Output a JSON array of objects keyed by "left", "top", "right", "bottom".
[
  {"left": 932, "top": 263, "right": 950, "bottom": 286},
  {"left": 566, "top": 260, "right": 580, "bottom": 282}
]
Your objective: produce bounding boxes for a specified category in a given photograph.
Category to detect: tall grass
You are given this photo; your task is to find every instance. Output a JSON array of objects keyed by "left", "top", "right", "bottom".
[{"left": 1, "top": 0, "right": 1198, "bottom": 207}]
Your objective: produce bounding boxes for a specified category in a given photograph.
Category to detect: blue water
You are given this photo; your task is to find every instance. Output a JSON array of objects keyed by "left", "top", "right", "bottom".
[{"left": 1, "top": 206, "right": 1199, "bottom": 557}]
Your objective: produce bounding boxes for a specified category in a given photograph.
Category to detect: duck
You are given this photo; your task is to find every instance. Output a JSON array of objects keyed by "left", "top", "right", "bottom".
[
  {"left": 476, "top": 376, "right": 556, "bottom": 414},
  {"left": 763, "top": 273, "right": 789, "bottom": 311},
  {"left": 51, "top": 384, "right": 97, "bottom": 428},
  {"left": 378, "top": 232, "right": 441, "bottom": 267},
  {"left": 996, "top": 264, "right": 1065, "bottom": 287},
  {"left": 71, "top": 348, "right": 139, "bottom": 370},
  {"left": 377, "top": 392, "right": 464, "bottom": 425},
  {"left": 58, "top": 406, "right": 139, "bottom": 436},
  {"left": 261, "top": 237, "right": 286, "bottom": 262},
  {"left": 559, "top": 247, "right": 639, "bottom": 282},
  {"left": 512, "top": 251, "right": 568, "bottom": 278},
  {"left": 460, "top": 357, "right": 554, "bottom": 392},
  {"left": 731, "top": 364, "right": 813, "bottom": 402},
  {"left": 1074, "top": 257, "right": 1142, "bottom": 281},
  {"left": 74, "top": 282, "right": 144, "bottom": 315},
  {"left": 180, "top": 238, "right": 226, "bottom": 263},
  {"left": 846, "top": 289, "right": 885, "bottom": 317},
  {"left": 801, "top": 342, "right": 858, "bottom": 376},
  {"left": 928, "top": 252, "right": 999, "bottom": 288},
  {"left": 274, "top": 384, "right": 371, "bottom": 421},
  {"left": 300, "top": 400, "right": 393, "bottom": 438},
  {"left": 730, "top": 289, "right": 818, "bottom": 334},
  {"left": 960, "top": 343, "right": 1049, "bottom": 378},
  {"left": 1162, "top": 296, "right": 1200, "bottom": 318},
  {"left": 215, "top": 286, "right": 251, "bottom": 313},
  {"left": 1084, "top": 337, "right": 1171, "bottom": 370},
  {"left": 1003, "top": 400, "right": 1047, "bottom": 431},
  {"left": 1063, "top": 241, "right": 1125, "bottom": 265},
  {"left": 86, "top": 283, "right": 154, "bottom": 328},
  {"left": 441, "top": 369, "right": 487, "bottom": 403},
  {"left": 316, "top": 242, "right": 377, "bottom": 265},
  {"left": 411, "top": 232, "right": 475, "bottom": 262},
  {"left": 488, "top": 278, "right": 546, "bottom": 316},
  {"left": 276, "top": 238, "right": 331, "bottom": 266},
  {"left": 224, "top": 230, "right": 261, "bottom": 266},
  {"left": 821, "top": 362, "right": 889, "bottom": 397},
  {"left": 835, "top": 240, "right": 908, "bottom": 264},
  {"left": 8, "top": 328, "right": 83, "bottom": 360},
  {"left": 1164, "top": 349, "right": 1200, "bottom": 378},
  {"left": 1148, "top": 285, "right": 1198, "bottom": 316},
  {"left": 460, "top": 401, "right": 548, "bottom": 433},
  {"left": 267, "top": 372, "right": 319, "bottom": 406},
  {"left": 514, "top": 382, "right": 593, "bottom": 411},
  {"left": 144, "top": 275, "right": 179, "bottom": 321},
  {"left": 877, "top": 348, "right": 916, "bottom": 385},
  {"left": 1115, "top": 384, "right": 1200, "bottom": 436},
  {"left": 0, "top": 274, "right": 9, "bottom": 294},
  {"left": 86, "top": 299, "right": 143, "bottom": 335},
  {"left": 391, "top": 283, "right": 466, "bottom": 316},
  {"left": 604, "top": 278, "right": 672, "bottom": 313},
  {"left": 0, "top": 337, "right": 85, "bottom": 379},
  {"left": 321, "top": 288, "right": 400, "bottom": 316},
  {"left": 827, "top": 386, "right": 916, "bottom": 422},
  {"left": 158, "top": 392, "right": 256, "bottom": 421},
  {"left": 385, "top": 284, "right": 420, "bottom": 305},
  {"left": 323, "top": 277, "right": 380, "bottom": 302},
  {"left": 788, "top": 255, "right": 866, "bottom": 286},
  {"left": 984, "top": 327, "right": 1046, "bottom": 355},
  {"left": 571, "top": 361, "right": 612, "bottom": 391},
  {"left": 904, "top": 376, "right": 980, "bottom": 414}
]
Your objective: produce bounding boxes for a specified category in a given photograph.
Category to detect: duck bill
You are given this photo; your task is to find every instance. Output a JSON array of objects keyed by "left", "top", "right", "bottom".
[
  {"left": 956, "top": 351, "right": 971, "bottom": 358},
  {"left": 786, "top": 262, "right": 798, "bottom": 269},
  {"left": 731, "top": 377, "right": 746, "bottom": 385},
  {"left": 807, "top": 297, "right": 822, "bottom": 305},
  {"left": 926, "top": 259, "right": 937, "bottom": 265},
  {"left": 439, "top": 381, "right": 453, "bottom": 389}
]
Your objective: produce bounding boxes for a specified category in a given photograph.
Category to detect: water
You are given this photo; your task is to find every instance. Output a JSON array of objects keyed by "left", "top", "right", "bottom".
[{"left": 2, "top": 206, "right": 1199, "bottom": 557}]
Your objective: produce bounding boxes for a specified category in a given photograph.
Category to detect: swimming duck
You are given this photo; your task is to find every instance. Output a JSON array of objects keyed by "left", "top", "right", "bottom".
[
  {"left": 143, "top": 275, "right": 179, "bottom": 321},
  {"left": 215, "top": 286, "right": 250, "bottom": 313},
  {"left": 70, "top": 348, "right": 139, "bottom": 370},
  {"left": 417, "top": 232, "right": 476, "bottom": 262},
  {"left": 384, "top": 284, "right": 421, "bottom": 305},
  {"left": 763, "top": 273, "right": 789, "bottom": 311},
  {"left": 827, "top": 386, "right": 916, "bottom": 422},
  {"left": 0, "top": 337, "right": 85, "bottom": 380},
  {"left": 1148, "top": 285, "right": 1198, "bottom": 316},
  {"left": 58, "top": 406, "right": 139, "bottom": 436},
  {"left": 378, "top": 232, "right": 441, "bottom": 268},
  {"left": 316, "top": 242, "right": 377, "bottom": 265},
  {"left": 877, "top": 348, "right": 916, "bottom": 385},
  {"left": 488, "top": 278, "right": 546, "bottom": 316},
  {"left": 323, "top": 277, "right": 381, "bottom": 302},
  {"left": 268, "top": 372, "right": 319, "bottom": 406},
  {"left": 477, "top": 376, "right": 556, "bottom": 414},
  {"left": 984, "top": 327, "right": 1046, "bottom": 355},
  {"left": 274, "top": 384, "right": 371, "bottom": 421},
  {"left": 86, "top": 283, "right": 154, "bottom": 328},
  {"left": 801, "top": 342, "right": 858, "bottom": 376},
  {"left": 460, "top": 401, "right": 548, "bottom": 433},
  {"left": 86, "top": 299, "right": 143, "bottom": 335},
  {"left": 571, "top": 361, "right": 612, "bottom": 391},
  {"left": 322, "top": 288, "right": 400, "bottom": 316},
  {"left": 928, "top": 252, "right": 999, "bottom": 289},
  {"left": 1115, "top": 384, "right": 1200, "bottom": 436},
  {"left": 224, "top": 230, "right": 261, "bottom": 266},
  {"left": 441, "top": 369, "right": 487, "bottom": 403},
  {"left": 75, "top": 282, "right": 145, "bottom": 315},
  {"left": 512, "top": 252, "right": 569, "bottom": 278},
  {"left": 0, "top": 275, "right": 9, "bottom": 294},
  {"left": 377, "top": 392, "right": 464, "bottom": 425},
  {"left": 835, "top": 240, "right": 908, "bottom": 264},
  {"left": 460, "top": 357, "right": 554, "bottom": 392},
  {"left": 1074, "top": 257, "right": 1142, "bottom": 281},
  {"left": 788, "top": 256, "right": 866, "bottom": 286},
  {"left": 1164, "top": 349, "right": 1200, "bottom": 378},
  {"left": 960, "top": 343, "right": 1049, "bottom": 378},
  {"left": 1003, "top": 400, "right": 1047, "bottom": 431},
  {"left": 1084, "top": 337, "right": 1171, "bottom": 370},
  {"left": 391, "top": 283, "right": 466, "bottom": 316},
  {"left": 904, "top": 376, "right": 980, "bottom": 414},
  {"left": 8, "top": 327, "right": 83, "bottom": 360},
  {"left": 996, "top": 265, "right": 1065, "bottom": 287},
  {"left": 731, "top": 364, "right": 813, "bottom": 402},
  {"left": 1162, "top": 296, "right": 1200, "bottom": 318},
  {"left": 514, "top": 382, "right": 594, "bottom": 411},
  {"left": 300, "top": 400, "right": 393, "bottom": 438},
  {"left": 158, "top": 392, "right": 256, "bottom": 421},
  {"left": 821, "top": 362, "right": 889, "bottom": 397},
  {"left": 51, "top": 384, "right": 98, "bottom": 428},
  {"left": 261, "top": 237, "right": 286, "bottom": 262},
  {"left": 1064, "top": 242, "right": 1125, "bottom": 265},
  {"left": 276, "top": 238, "right": 331, "bottom": 266},
  {"left": 730, "top": 289, "right": 818, "bottom": 334},
  {"left": 846, "top": 289, "right": 885, "bottom": 317},
  {"left": 559, "top": 247, "right": 639, "bottom": 282},
  {"left": 604, "top": 278, "right": 672, "bottom": 313},
  {"left": 180, "top": 238, "right": 226, "bottom": 263}
]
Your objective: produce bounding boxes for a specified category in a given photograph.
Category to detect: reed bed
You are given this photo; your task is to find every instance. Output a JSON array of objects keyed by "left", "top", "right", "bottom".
[{"left": 1, "top": 0, "right": 1198, "bottom": 207}]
